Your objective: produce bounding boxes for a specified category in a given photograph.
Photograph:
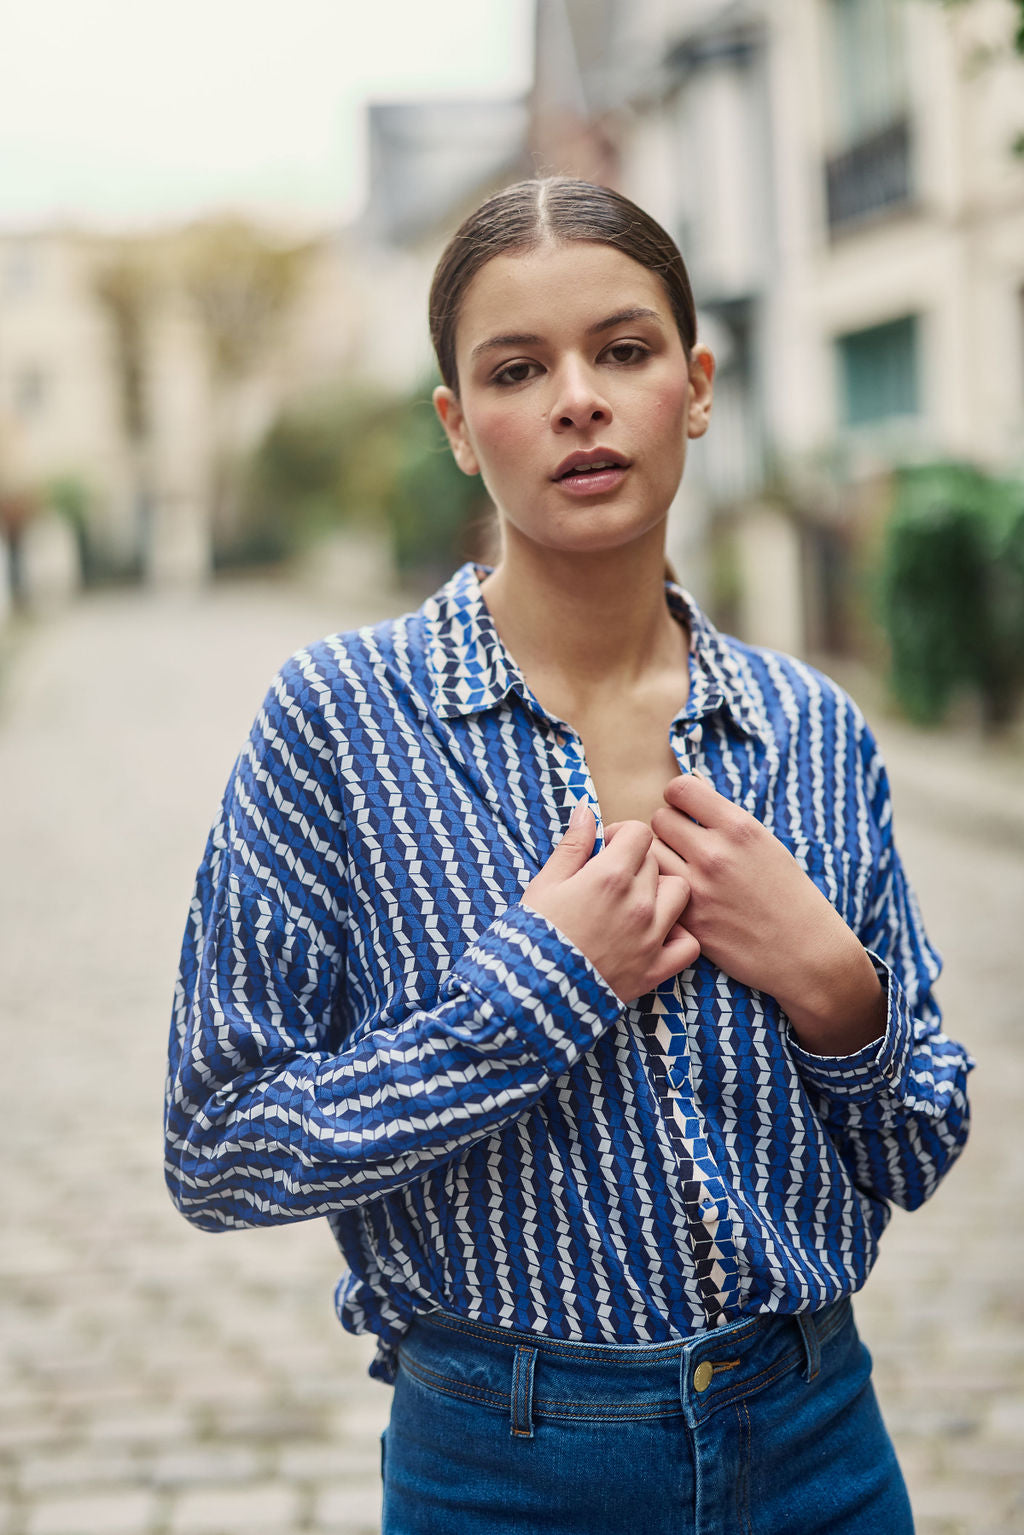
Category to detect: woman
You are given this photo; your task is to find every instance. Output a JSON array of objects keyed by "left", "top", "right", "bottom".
[{"left": 166, "top": 179, "right": 972, "bottom": 1533}]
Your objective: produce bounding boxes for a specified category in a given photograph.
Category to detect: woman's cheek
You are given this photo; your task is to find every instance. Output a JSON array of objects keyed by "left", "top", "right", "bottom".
[
  {"left": 648, "top": 376, "right": 690, "bottom": 430},
  {"left": 471, "top": 406, "right": 534, "bottom": 478},
  {"left": 641, "top": 385, "right": 688, "bottom": 465}
]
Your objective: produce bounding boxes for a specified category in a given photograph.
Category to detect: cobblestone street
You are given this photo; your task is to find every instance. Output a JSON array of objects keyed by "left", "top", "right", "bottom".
[{"left": 1, "top": 578, "right": 1022, "bottom": 1535}]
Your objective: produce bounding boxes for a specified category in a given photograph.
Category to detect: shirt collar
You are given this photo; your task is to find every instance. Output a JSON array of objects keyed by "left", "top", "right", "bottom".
[
  {"left": 425, "top": 562, "right": 768, "bottom": 742},
  {"left": 664, "top": 580, "right": 769, "bottom": 741},
  {"left": 424, "top": 564, "right": 525, "bottom": 719}
]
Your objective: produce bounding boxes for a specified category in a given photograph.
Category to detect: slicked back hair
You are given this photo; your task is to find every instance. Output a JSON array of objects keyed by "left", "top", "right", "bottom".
[{"left": 429, "top": 177, "right": 697, "bottom": 395}]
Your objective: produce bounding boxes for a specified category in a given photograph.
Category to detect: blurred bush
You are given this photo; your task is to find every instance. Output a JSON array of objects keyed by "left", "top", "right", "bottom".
[
  {"left": 230, "top": 384, "right": 489, "bottom": 579},
  {"left": 880, "top": 463, "right": 1024, "bottom": 728},
  {"left": 384, "top": 395, "right": 492, "bottom": 579}
]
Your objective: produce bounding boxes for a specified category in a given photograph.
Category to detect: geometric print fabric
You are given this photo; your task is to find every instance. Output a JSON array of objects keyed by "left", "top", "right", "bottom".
[{"left": 165, "top": 562, "right": 973, "bottom": 1382}]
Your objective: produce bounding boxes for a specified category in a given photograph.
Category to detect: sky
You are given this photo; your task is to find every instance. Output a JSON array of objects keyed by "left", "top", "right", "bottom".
[{"left": 0, "top": 0, "right": 534, "bottom": 232}]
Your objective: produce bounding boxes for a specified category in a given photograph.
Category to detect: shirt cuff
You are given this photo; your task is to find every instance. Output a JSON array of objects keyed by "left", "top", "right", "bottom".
[
  {"left": 445, "top": 903, "right": 623, "bottom": 1076},
  {"left": 785, "top": 950, "right": 914, "bottom": 1104}
]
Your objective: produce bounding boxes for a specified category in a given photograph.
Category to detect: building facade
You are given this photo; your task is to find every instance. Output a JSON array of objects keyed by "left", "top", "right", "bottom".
[{"left": 531, "top": 0, "right": 1024, "bottom": 650}]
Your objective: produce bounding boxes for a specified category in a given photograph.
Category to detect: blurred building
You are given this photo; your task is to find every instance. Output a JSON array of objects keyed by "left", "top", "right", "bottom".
[
  {"left": 0, "top": 94, "right": 532, "bottom": 604},
  {"left": 353, "top": 99, "right": 531, "bottom": 394},
  {"left": 531, "top": 0, "right": 1024, "bottom": 651},
  {"left": 0, "top": 223, "right": 360, "bottom": 591},
  {"left": 7, "top": 0, "right": 1022, "bottom": 636}
]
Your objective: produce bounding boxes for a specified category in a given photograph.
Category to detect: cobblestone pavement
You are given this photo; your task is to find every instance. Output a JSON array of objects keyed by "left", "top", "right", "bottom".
[{"left": 1, "top": 579, "right": 1022, "bottom": 1535}]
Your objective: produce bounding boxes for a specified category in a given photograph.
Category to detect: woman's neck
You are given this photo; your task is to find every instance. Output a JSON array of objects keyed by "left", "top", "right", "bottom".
[{"left": 479, "top": 529, "right": 688, "bottom": 710}]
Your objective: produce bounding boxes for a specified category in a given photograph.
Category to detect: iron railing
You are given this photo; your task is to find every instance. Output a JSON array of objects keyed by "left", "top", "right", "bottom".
[{"left": 825, "top": 118, "right": 912, "bottom": 233}]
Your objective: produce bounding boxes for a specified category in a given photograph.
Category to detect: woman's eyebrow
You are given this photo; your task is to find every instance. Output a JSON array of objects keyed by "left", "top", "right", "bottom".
[
  {"left": 588, "top": 306, "right": 663, "bottom": 334},
  {"left": 470, "top": 331, "right": 543, "bottom": 361},
  {"left": 470, "top": 307, "right": 665, "bottom": 363}
]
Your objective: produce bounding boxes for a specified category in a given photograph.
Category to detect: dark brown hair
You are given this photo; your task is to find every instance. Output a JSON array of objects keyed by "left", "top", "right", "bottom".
[{"left": 429, "top": 177, "right": 697, "bottom": 394}]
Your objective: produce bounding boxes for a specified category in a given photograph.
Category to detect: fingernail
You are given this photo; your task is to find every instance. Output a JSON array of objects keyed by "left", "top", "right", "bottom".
[{"left": 569, "top": 801, "right": 589, "bottom": 828}]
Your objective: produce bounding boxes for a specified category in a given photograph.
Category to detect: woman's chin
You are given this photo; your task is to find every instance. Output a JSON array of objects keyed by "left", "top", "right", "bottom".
[{"left": 500, "top": 513, "right": 670, "bottom": 563}]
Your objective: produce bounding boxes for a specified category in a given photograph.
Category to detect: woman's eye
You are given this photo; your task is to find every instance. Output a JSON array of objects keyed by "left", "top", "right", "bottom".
[
  {"left": 492, "top": 360, "right": 539, "bottom": 387},
  {"left": 605, "top": 340, "right": 650, "bottom": 365}
]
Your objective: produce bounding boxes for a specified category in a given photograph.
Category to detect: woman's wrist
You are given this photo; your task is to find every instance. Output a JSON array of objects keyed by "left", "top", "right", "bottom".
[{"left": 779, "top": 938, "right": 887, "bottom": 1058}]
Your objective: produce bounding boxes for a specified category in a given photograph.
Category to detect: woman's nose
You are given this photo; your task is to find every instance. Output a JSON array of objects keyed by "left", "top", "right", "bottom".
[{"left": 549, "top": 362, "right": 611, "bottom": 431}]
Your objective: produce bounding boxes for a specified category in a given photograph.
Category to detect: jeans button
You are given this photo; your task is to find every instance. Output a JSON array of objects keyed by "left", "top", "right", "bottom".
[{"left": 693, "top": 1361, "right": 714, "bottom": 1393}]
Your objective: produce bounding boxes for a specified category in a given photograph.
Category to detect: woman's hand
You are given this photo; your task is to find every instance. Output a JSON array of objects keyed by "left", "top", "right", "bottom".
[
  {"left": 522, "top": 804, "right": 699, "bottom": 1004},
  {"left": 650, "top": 775, "right": 885, "bottom": 1055}
]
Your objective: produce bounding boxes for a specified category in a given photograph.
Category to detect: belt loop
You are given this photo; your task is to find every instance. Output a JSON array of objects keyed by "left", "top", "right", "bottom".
[
  {"left": 796, "top": 1311, "right": 821, "bottom": 1382},
  {"left": 510, "top": 1345, "right": 537, "bottom": 1438}
]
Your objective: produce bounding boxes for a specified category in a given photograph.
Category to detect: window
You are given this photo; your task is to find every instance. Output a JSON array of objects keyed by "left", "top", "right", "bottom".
[
  {"left": 826, "top": 0, "right": 908, "bottom": 150},
  {"left": 823, "top": 0, "right": 913, "bottom": 231},
  {"left": 837, "top": 314, "right": 919, "bottom": 426}
]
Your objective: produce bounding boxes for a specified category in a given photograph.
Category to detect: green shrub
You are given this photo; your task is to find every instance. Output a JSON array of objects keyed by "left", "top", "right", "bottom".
[
  {"left": 232, "top": 383, "right": 487, "bottom": 577},
  {"left": 383, "top": 397, "right": 489, "bottom": 578},
  {"left": 226, "top": 392, "right": 390, "bottom": 568},
  {"left": 880, "top": 464, "right": 1024, "bottom": 727}
]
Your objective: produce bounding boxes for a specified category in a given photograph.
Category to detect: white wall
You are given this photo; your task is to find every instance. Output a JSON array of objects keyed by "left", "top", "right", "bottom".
[{"left": 0, "top": 235, "right": 128, "bottom": 549}]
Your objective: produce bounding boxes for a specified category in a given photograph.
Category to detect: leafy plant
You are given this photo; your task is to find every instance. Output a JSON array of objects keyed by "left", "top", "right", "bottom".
[
  {"left": 232, "top": 383, "right": 488, "bottom": 577},
  {"left": 880, "top": 464, "right": 1024, "bottom": 727},
  {"left": 382, "top": 396, "right": 489, "bottom": 577}
]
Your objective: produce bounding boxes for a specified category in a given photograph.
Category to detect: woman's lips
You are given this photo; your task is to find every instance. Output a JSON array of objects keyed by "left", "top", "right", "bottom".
[{"left": 555, "top": 464, "right": 630, "bottom": 496}]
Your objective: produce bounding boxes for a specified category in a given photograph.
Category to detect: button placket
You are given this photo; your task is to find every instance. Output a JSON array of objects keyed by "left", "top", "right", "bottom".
[{"left": 544, "top": 721, "right": 603, "bottom": 848}]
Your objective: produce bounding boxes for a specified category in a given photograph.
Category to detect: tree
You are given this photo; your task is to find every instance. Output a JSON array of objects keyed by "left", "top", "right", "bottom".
[
  {"left": 176, "top": 220, "right": 311, "bottom": 557},
  {"left": 92, "top": 245, "right": 157, "bottom": 575}
]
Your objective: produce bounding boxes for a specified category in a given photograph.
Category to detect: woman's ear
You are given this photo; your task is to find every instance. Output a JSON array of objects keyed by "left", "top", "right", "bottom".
[
  {"left": 433, "top": 386, "right": 480, "bottom": 476},
  {"left": 685, "top": 345, "right": 715, "bottom": 440}
]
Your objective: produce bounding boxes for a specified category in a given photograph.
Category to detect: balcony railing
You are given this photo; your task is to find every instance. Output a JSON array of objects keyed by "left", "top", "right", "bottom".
[{"left": 825, "top": 117, "right": 912, "bottom": 234}]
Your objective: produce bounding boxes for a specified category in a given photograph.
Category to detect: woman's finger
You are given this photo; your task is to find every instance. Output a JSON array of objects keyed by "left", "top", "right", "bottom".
[
  {"left": 596, "top": 818, "right": 654, "bottom": 876},
  {"left": 650, "top": 804, "right": 704, "bottom": 859},
  {"left": 649, "top": 835, "right": 689, "bottom": 878},
  {"left": 649, "top": 924, "right": 701, "bottom": 987},
  {"left": 629, "top": 846, "right": 662, "bottom": 911},
  {"left": 663, "top": 772, "right": 733, "bottom": 827},
  {"left": 654, "top": 873, "right": 691, "bottom": 934}
]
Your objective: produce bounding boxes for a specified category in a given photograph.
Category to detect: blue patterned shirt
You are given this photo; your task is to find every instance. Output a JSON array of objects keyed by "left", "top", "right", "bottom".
[{"left": 165, "top": 563, "right": 972, "bottom": 1381}]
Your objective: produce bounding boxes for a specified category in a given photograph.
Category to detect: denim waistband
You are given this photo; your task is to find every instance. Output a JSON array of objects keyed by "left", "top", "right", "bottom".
[{"left": 398, "top": 1298, "right": 853, "bottom": 1437}]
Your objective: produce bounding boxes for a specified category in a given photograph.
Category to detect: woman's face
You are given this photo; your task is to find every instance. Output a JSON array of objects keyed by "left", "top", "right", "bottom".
[{"left": 434, "top": 239, "right": 714, "bottom": 562}]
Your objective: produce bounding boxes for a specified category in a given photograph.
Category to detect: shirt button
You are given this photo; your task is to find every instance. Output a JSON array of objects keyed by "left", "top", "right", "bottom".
[{"left": 693, "top": 1361, "right": 714, "bottom": 1393}]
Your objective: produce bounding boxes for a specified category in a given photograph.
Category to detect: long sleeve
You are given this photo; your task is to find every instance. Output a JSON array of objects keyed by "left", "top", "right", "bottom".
[
  {"left": 786, "top": 737, "right": 973, "bottom": 1212},
  {"left": 164, "top": 656, "right": 622, "bottom": 1233},
  {"left": 163, "top": 571, "right": 979, "bottom": 1359}
]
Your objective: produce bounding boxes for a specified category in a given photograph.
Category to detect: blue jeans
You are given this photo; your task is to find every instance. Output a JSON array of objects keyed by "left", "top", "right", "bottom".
[{"left": 381, "top": 1298, "right": 913, "bottom": 1534}]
